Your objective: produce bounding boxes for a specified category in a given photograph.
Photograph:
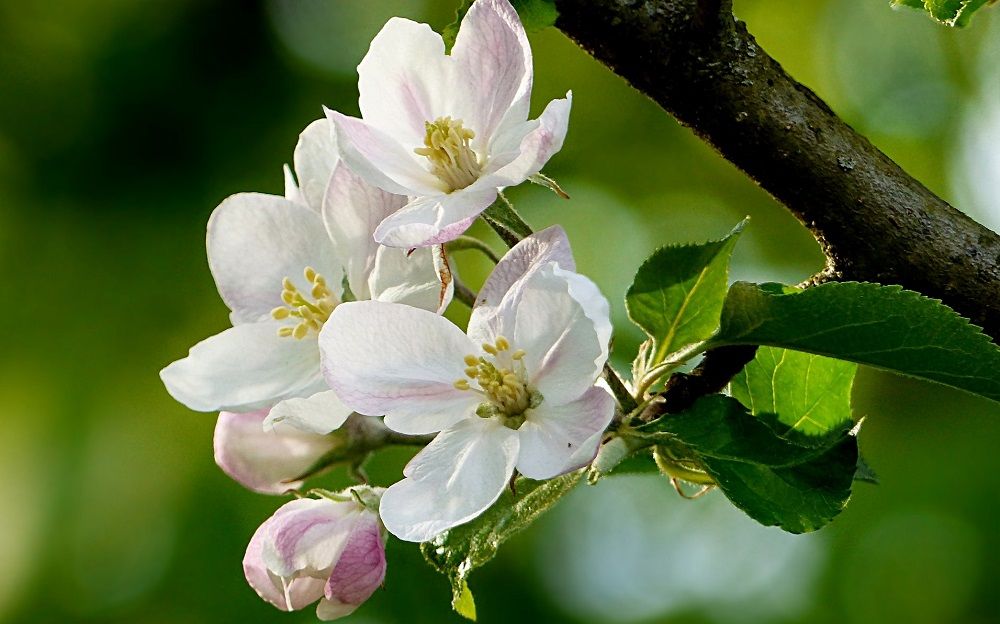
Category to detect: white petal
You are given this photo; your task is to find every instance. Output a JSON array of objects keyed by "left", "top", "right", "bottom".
[
  {"left": 322, "top": 162, "right": 407, "bottom": 300},
  {"left": 160, "top": 322, "right": 323, "bottom": 412},
  {"left": 264, "top": 390, "right": 354, "bottom": 435},
  {"left": 262, "top": 498, "right": 359, "bottom": 578},
  {"left": 293, "top": 118, "right": 340, "bottom": 212},
  {"left": 379, "top": 418, "right": 518, "bottom": 542},
  {"left": 357, "top": 17, "right": 451, "bottom": 148},
  {"left": 368, "top": 245, "right": 452, "bottom": 314},
  {"left": 471, "top": 225, "right": 575, "bottom": 323},
  {"left": 284, "top": 164, "right": 306, "bottom": 205},
  {"left": 451, "top": 0, "right": 533, "bottom": 147},
  {"left": 244, "top": 504, "right": 329, "bottom": 611},
  {"left": 560, "top": 265, "right": 613, "bottom": 365},
  {"left": 372, "top": 187, "right": 497, "bottom": 248},
  {"left": 208, "top": 192, "right": 341, "bottom": 324},
  {"left": 214, "top": 409, "right": 335, "bottom": 494},
  {"left": 516, "top": 385, "right": 615, "bottom": 480},
  {"left": 326, "top": 109, "right": 442, "bottom": 197},
  {"left": 490, "top": 93, "right": 572, "bottom": 186},
  {"left": 471, "top": 263, "right": 609, "bottom": 406},
  {"left": 319, "top": 301, "right": 478, "bottom": 434}
]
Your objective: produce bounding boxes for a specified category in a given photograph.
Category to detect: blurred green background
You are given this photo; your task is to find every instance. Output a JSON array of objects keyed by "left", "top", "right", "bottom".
[{"left": 2, "top": 1, "right": 999, "bottom": 622}]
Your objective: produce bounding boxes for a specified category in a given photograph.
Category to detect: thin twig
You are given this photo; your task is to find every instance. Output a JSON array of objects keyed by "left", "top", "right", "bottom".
[{"left": 452, "top": 277, "right": 478, "bottom": 308}]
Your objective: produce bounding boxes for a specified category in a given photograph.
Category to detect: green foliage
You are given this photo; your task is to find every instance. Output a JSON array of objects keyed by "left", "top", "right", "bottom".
[
  {"left": 731, "top": 346, "right": 857, "bottom": 442},
  {"left": 644, "top": 396, "right": 858, "bottom": 532},
  {"left": 626, "top": 221, "right": 745, "bottom": 364},
  {"left": 892, "top": 0, "right": 994, "bottom": 26},
  {"left": 444, "top": 0, "right": 559, "bottom": 49},
  {"left": 420, "top": 472, "right": 583, "bottom": 619},
  {"left": 710, "top": 282, "right": 1000, "bottom": 404}
]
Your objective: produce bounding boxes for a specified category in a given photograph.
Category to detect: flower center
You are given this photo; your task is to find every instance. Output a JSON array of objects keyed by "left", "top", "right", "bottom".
[
  {"left": 414, "top": 116, "right": 483, "bottom": 192},
  {"left": 453, "top": 336, "right": 541, "bottom": 428},
  {"left": 271, "top": 267, "right": 338, "bottom": 339}
]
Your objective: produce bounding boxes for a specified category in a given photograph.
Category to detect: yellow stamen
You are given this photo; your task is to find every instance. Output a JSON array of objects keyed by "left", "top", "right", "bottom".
[
  {"left": 414, "top": 117, "right": 483, "bottom": 192},
  {"left": 272, "top": 266, "right": 339, "bottom": 339},
  {"left": 452, "top": 339, "right": 538, "bottom": 421}
]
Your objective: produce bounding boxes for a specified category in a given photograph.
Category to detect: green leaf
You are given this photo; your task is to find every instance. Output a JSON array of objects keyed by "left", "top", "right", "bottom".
[
  {"left": 626, "top": 220, "right": 745, "bottom": 364},
  {"left": 892, "top": 0, "right": 993, "bottom": 27},
  {"left": 710, "top": 282, "right": 1000, "bottom": 404},
  {"left": 647, "top": 395, "right": 857, "bottom": 532},
  {"left": 443, "top": 0, "right": 559, "bottom": 49},
  {"left": 421, "top": 471, "right": 582, "bottom": 615},
  {"left": 453, "top": 580, "right": 477, "bottom": 621},
  {"left": 731, "top": 346, "right": 857, "bottom": 443}
]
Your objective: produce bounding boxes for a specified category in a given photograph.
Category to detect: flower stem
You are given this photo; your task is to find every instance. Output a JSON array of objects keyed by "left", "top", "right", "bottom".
[
  {"left": 446, "top": 236, "right": 501, "bottom": 264},
  {"left": 452, "top": 277, "right": 478, "bottom": 308}
]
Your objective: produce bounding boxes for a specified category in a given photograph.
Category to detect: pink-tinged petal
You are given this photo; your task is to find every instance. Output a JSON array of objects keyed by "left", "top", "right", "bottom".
[
  {"left": 264, "top": 390, "right": 354, "bottom": 435},
  {"left": 368, "top": 246, "right": 451, "bottom": 314},
  {"left": 262, "top": 498, "right": 358, "bottom": 578},
  {"left": 490, "top": 93, "right": 572, "bottom": 187},
  {"left": 451, "top": 0, "right": 533, "bottom": 147},
  {"left": 160, "top": 321, "right": 324, "bottom": 412},
  {"left": 319, "top": 301, "right": 479, "bottom": 434},
  {"left": 357, "top": 17, "right": 452, "bottom": 148},
  {"left": 214, "top": 409, "right": 335, "bottom": 494},
  {"left": 244, "top": 506, "right": 328, "bottom": 611},
  {"left": 322, "top": 162, "right": 407, "bottom": 300},
  {"left": 284, "top": 164, "right": 306, "bottom": 205},
  {"left": 326, "top": 109, "right": 442, "bottom": 197},
  {"left": 471, "top": 225, "right": 575, "bottom": 330},
  {"left": 372, "top": 187, "right": 497, "bottom": 248},
  {"left": 475, "top": 263, "right": 609, "bottom": 406},
  {"left": 293, "top": 118, "right": 340, "bottom": 212},
  {"left": 207, "top": 192, "right": 341, "bottom": 324},
  {"left": 316, "top": 513, "right": 387, "bottom": 620},
  {"left": 380, "top": 418, "right": 519, "bottom": 542},
  {"left": 515, "top": 385, "right": 615, "bottom": 480}
]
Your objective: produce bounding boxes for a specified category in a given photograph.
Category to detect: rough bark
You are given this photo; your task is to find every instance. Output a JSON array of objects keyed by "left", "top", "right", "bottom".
[{"left": 554, "top": 0, "right": 1000, "bottom": 340}]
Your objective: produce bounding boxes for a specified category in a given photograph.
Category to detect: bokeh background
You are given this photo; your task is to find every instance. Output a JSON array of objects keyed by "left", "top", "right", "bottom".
[{"left": 2, "top": 0, "right": 999, "bottom": 622}]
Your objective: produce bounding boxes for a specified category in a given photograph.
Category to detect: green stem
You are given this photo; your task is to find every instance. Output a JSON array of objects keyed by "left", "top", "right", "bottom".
[
  {"left": 452, "top": 277, "right": 478, "bottom": 308},
  {"left": 445, "top": 235, "right": 501, "bottom": 264},
  {"left": 634, "top": 340, "right": 710, "bottom": 398}
]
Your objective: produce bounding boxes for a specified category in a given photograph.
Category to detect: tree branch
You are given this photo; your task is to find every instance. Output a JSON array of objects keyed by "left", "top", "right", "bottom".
[{"left": 555, "top": 0, "right": 1000, "bottom": 340}]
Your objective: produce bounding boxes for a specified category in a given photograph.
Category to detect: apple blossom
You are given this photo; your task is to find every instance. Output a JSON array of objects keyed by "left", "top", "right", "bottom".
[
  {"left": 244, "top": 489, "right": 387, "bottom": 620},
  {"left": 160, "top": 120, "right": 453, "bottom": 436},
  {"left": 326, "top": 0, "right": 572, "bottom": 248},
  {"left": 319, "top": 228, "right": 614, "bottom": 542}
]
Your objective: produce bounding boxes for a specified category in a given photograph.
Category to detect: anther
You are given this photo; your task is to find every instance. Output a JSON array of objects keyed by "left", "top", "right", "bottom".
[
  {"left": 454, "top": 379, "right": 471, "bottom": 390},
  {"left": 511, "top": 349, "right": 526, "bottom": 360},
  {"left": 464, "top": 355, "right": 479, "bottom": 367},
  {"left": 482, "top": 343, "right": 498, "bottom": 356}
]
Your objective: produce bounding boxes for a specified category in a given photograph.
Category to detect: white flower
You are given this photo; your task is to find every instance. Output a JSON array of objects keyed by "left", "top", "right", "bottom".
[
  {"left": 244, "top": 490, "right": 387, "bottom": 620},
  {"left": 160, "top": 119, "right": 453, "bottom": 435},
  {"left": 326, "top": 0, "right": 572, "bottom": 249},
  {"left": 319, "top": 227, "right": 614, "bottom": 542}
]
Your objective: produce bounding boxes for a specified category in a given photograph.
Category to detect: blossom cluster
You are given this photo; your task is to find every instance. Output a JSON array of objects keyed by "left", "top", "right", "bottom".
[{"left": 161, "top": 0, "right": 616, "bottom": 619}]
